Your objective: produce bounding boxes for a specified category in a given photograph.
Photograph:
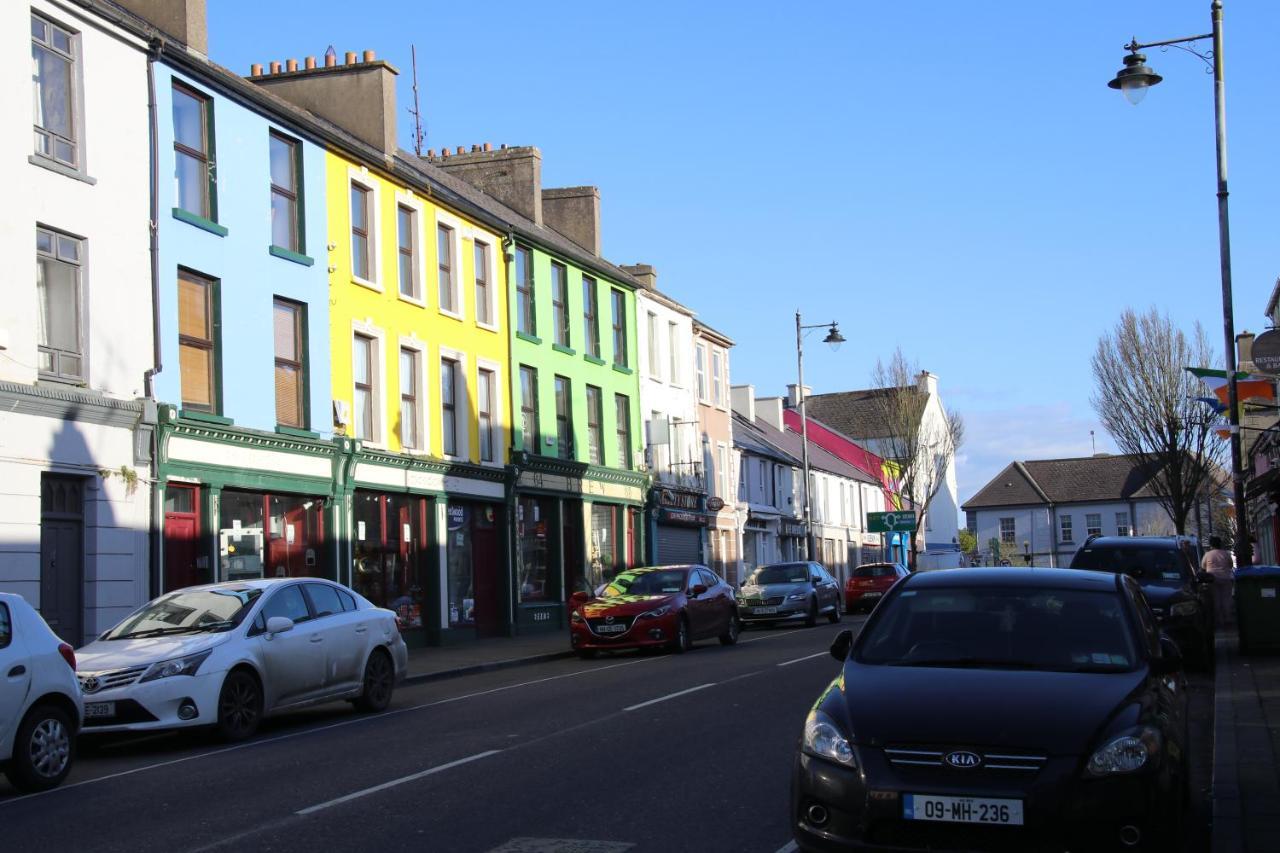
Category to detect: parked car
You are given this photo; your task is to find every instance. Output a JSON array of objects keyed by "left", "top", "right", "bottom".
[
  {"left": 844, "top": 562, "right": 910, "bottom": 613},
  {"left": 0, "top": 593, "right": 82, "bottom": 793},
  {"left": 1069, "top": 535, "right": 1215, "bottom": 669},
  {"left": 75, "top": 579, "right": 408, "bottom": 741},
  {"left": 737, "top": 562, "right": 842, "bottom": 627},
  {"left": 569, "top": 565, "right": 738, "bottom": 657},
  {"left": 791, "top": 567, "right": 1189, "bottom": 852}
]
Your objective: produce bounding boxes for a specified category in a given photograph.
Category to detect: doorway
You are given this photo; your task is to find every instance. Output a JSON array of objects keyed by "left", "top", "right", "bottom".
[
  {"left": 164, "top": 484, "right": 202, "bottom": 591},
  {"left": 40, "top": 474, "right": 84, "bottom": 644}
]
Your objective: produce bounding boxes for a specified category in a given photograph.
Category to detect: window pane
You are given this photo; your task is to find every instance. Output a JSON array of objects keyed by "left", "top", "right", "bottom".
[
  {"left": 177, "top": 276, "right": 209, "bottom": 340},
  {"left": 33, "top": 45, "right": 72, "bottom": 139},
  {"left": 273, "top": 303, "right": 298, "bottom": 360},
  {"left": 437, "top": 226, "right": 453, "bottom": 310},
  {"left": 51, "top": 28, "right": 71, "bottom": 55},
  {"left": 179, "top": 343, "right": 212, "bottom": 408},
  {"left": 440, "top": 360, "right": 454, "bottom": 404},
  {"left": 352, "top": 336, "right": 371, "bottom": 384},
  {"left": 36, "top": 257, "right": 78, "bottom": 352},
  {"left": 398, "top": 207, "right": 413, "bottom": 251},
  {"left": 400, "top": 349, "right": 415, "bottom": 385},
  {"left": 32, "top": 17, "right": 47, "bottom": 40},
  {"left": 275, "top": 364, "right": 300, "bottom": 426},
  {"left": 350, "top": 185, "right": 367, "bottom": 230},
  {"left": 269, "top": 135, "right": 295, "bottom": 191},
  {"left": 175, "top": 150, "right": 206, "bottom": 216},
  {"left": 271, "top": 191, "right": 296, "bottom": 250},
  {"left": 353, "top": 387, "right": 372, "bottom": 439},
  {"left": 172, "top": 88, "right": 205, "bottom": 151},
  {"left": 56, "top": 235, "right": 79, "bottom": 262},
  {"left": 352, "top": 235, "right": 369, "bottom": 280},
  {"left": 474, "top": 243, "right": 490, "bottom": 324}
]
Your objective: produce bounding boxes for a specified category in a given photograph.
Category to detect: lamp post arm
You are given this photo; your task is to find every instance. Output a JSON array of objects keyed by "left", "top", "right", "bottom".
[{"left": 1128, "top": 34, "right": 1212, "bottom": 52}]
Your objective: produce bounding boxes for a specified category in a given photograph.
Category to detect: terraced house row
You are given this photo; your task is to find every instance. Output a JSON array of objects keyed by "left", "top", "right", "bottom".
[{"left": 3, "top": 0, "right": 908, "bottom": 647}]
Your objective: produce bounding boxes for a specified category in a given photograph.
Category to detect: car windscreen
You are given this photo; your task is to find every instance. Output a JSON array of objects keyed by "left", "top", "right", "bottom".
[
  {"left": 602, "top": 570, "right": 688, "bottom": 597},
  {"left": 105, "top": 587, "right": 263, "bottom": 640},
  {"left": 748, "top": 564, "right": 809, "bottom": 585},
  {"left": 853, "top": 564, "right": 896, "bottom": 579},
  {"left": 856, "top": 586, "right": 1138, "bottom": 672},
  {"left": 1071, "top": 546, "right": 1190, "bottom": 584}
]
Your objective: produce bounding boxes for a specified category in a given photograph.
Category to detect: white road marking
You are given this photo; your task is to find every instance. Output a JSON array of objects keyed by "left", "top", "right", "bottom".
[
  {"left": 740, "top": 628, "right": 807, "bottom": 644},
  {"left": 774, "top": 841, "right": 798, "bottom": 853},
  {"left": 624, "top": 683, "right": 716, "bottom": 711},
  {"left": 777, "top": 651, "right": 829, "bottom": 667},
  {"left": 296, "top": 749, "right": 502, "bottom": 815}
]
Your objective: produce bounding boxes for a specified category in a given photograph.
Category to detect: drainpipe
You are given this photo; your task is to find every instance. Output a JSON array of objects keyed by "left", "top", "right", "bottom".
[{"left": 144, "top": 43, "right": 163, "bottom": 599}]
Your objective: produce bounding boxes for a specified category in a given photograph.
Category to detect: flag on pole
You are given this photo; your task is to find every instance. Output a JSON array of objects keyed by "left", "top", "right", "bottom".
[{"left": 1186, "top": 367, "right": 1277, "bottom": 406}]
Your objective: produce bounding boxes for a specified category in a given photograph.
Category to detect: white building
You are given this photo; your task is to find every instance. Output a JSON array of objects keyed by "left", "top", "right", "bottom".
[
  {"left": 628, "top": 267, "right": 706, "bottom": 564},
  {"left": 732, "top": 391, "right": 802, "bottom": 573},
  {"left": 806, "top": 371, "right": 962, "bottom": 569},
  {"left": 0, "top": 0, "right": 155, "bottom": 642}
]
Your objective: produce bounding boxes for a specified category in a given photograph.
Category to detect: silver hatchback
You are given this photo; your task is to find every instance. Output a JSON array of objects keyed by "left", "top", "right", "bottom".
[{"left": 736, "top": 562, "right": 842, "bottom": 627}]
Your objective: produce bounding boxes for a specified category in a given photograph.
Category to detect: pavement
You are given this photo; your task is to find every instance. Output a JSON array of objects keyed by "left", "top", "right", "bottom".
[
  {"left": 1212, "top": 625, "right": 1280, "bottom": 853},
  {"left": 403, "top": 631, "right": 572, "bottom": 683}
]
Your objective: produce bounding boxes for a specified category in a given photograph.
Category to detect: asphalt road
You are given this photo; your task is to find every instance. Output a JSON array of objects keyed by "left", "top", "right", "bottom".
[{"left": 0, "top": 617, "right": 1214, "bottom": 853}]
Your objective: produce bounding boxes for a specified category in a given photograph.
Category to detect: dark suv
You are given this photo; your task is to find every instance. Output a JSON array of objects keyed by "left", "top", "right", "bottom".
[{"left": 1069, "top": 535, "right": 1215, "bottom": 669}]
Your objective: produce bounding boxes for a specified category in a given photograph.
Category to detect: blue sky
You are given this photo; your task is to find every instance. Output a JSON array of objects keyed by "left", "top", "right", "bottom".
[{"left": 211, "top": 0, "right": 1280, "bottom": 506}]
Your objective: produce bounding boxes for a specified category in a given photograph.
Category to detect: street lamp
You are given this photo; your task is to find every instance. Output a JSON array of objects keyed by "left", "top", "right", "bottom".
[
  {"left": 1107, "top": 0, "right": 1252, "bottom": 567},
  {"left": 1023, "top": 541, "right": 1032, "bottom": 566},
  {"left": 796, "top": 313, "right": 844, "bottom": 562}
]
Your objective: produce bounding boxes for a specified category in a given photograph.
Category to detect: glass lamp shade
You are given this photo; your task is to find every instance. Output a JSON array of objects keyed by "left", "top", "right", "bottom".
[{"left": 1120, "top": 78, "right": 1151, "bottom": 105}]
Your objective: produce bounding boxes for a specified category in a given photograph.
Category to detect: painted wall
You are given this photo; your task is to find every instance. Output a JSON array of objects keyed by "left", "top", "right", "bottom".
[
  {"left": 969, "top": 499, "right": 1169, "bottom": 566},
  {"left": 326, "top": 154, "right": 510, "bottom": 464},
  {"left": 152, "top": 65, "right": 330, "bottom": 433},
  {"left": 509, "top": 249, "right": 641, "bottom": 470},
  {"left": 636, "top": 292, "right": 699, "bottom": 486}
]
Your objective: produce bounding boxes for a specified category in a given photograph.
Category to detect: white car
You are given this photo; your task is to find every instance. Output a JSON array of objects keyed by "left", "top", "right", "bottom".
[
  {"left": 0, "top": 593, "right": 83, "bottom": 792},
  {"left": 75, "top": 578, "right": 408, "bottom": 741}
]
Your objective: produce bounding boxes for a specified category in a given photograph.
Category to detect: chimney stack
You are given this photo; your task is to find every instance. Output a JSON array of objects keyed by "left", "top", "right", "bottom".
[
  {"left": 730, "top": 385, "right": 756, "bottom": 422},
  {"left": 248, "top": 48, "right": 400, "bottom": 155},
  {"left": 621, "top": 263, "right": 656, "bottom": 290},
  {"left": 756, "top": 397, "right": 785, "bottom": 431},
  {"left": 428, "top": 146, "right": 544, "bottom": 225},
  {"left": 785, "top": 384, "right": 811, "bottom": 410},
  {"left": 114, "top": 0, "right": 207, "bottom": 54},
  {"left": 544, "top": 187, "right": 602, "bottom": 255}
]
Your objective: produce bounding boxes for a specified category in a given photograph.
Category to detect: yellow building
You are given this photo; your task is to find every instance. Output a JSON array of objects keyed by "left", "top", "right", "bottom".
[{"left": 326, "top": 152, "right": 512, "bottom": 642}]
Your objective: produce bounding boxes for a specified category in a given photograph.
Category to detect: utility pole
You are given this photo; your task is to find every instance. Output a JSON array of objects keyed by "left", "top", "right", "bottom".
[{"left": 409, "top": 45, "right": 425, "bottom": 157}]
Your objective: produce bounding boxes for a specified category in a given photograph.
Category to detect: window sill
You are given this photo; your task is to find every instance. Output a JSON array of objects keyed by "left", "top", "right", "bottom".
[
  {"left": 180, "top": 409, "right": 233, "bottom": 426},
  {"left": 29, "top": 155, "right": 96, "bottom": 185},
  {"left": 269, "top": 245, "right": 315, "bottom": 267},
  {"left": 611, "top": 364, "right": 634, "bottom": 375},
  {"left": 476, "top": 321, "right": 500, "bottom": 333},
  {"left": 397, "top": 292, "right": 427, "bottom": 309},
  {"left": 439, "top": 308, "right": 465, "bottom": 322},
  {"left": 552, "top": 344, "right": 576, "bottom": 357},
  {"left": 172, "top": 208, "right": 228, "bottom": 237},
  {"left": 516, "top": 331, "right": 543, "bottom": 345},
  {"left": 583, "top": 354, "right": 606, "bottom": 367},
  {"left": 351, "top": 275, "right": 382, "bottom": 293},
  {"left": 37, "top": 374, "right": 87, "bottom": 388},
  {"left": 275, "top": 425, "right": 319, "bottom": 439}
]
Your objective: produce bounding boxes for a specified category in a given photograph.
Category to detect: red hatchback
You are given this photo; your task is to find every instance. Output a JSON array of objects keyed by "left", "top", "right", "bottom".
[
  {"left": 569, "top": 565, "right": 740, "bottom": 658},
  {"left": 844, "top": 561, "right": 910, "bottom": 613}
]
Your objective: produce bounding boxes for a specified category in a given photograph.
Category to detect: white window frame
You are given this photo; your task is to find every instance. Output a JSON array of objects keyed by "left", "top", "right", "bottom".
[
  {"left": 350, "top": 320, "right": 386, "bottom": 447},
  {"left": 1060, "top": 514, "right": 1073, "bottom": 543},
  {"left": 393, "top": 189, "right": 426, "bottom": 307},
  {"left": 717, "top": 443, "right": 730, "bottom": 500},
  {"left": 396, "top": 336, "right": 428, "bottom": 453},
  {"left": 695, "top": 343, "right": 709, "bottom": 403},
  {"left": 475, "top": 358, "right": 504, "bottom": 467},
  {"left": 439, "top": 347, "right": 469, "bottom": 460},
  {"left": 31, "top": 11, "right": 88, "bottom": 177},
  {"left": 348, "top": 166, "right": 381, "bottom": 291},
  {"left": 473, "top": 236, "right": 499, "bottom": 331},
  {"left": 435, "top": 210, "right": 465, "bottom": 321},
  {"left": 1115, "top": 511, "right": 1130, "bottom": 537},
  {"left": 646, "top": 311, "right": 661, "bottom": 382},
  {"left": 711, "top": 348, "right": 725, "bottom": 408},
  {"left": 1086, "top": 513, "right": 1102, "bottom": 537},
  {"left": 668, "top": 321, "right": 681, "bottom": 387},
  {"left": 999, "top": 516, "right": 1015, "bottom": 545}
]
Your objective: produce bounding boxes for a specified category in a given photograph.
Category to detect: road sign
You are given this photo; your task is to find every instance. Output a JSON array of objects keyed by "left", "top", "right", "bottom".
[{"left": 867, "top": 511, "right": 918, "bottom": 533}]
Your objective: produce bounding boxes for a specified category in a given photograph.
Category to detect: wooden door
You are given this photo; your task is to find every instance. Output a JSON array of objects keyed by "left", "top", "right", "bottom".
[{"left": 40, "top": 475, "right": 83, "bottom": 644}]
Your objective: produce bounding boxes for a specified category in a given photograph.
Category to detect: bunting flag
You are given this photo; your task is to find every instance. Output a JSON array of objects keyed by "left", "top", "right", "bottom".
[
  {"left": 1186, "top": 367, "right": 1277, "bottom": 406},
  {"left": 1193, "top": 396, "right": 1228, "bottom": 415}
]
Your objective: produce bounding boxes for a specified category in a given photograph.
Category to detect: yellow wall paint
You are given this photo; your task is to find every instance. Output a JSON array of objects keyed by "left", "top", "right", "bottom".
[{"left": 327, "top": 154, "right": 510, "bottom": 463}]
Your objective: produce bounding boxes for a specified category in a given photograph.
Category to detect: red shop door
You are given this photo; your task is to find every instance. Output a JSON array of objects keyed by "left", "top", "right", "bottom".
[
  {"left": 164, "top": 514, "right": 199, "bottom": 591},
  {"left": 472, "top": 508, "right": 502, "bottom": 637}
]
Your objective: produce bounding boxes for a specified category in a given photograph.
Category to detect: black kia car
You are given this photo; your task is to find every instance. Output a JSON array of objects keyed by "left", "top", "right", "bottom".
[
  {"left": 791, "top": 568, "right": 1189, "bottom": 852},
  {"left": 1069, "top": 535, "right": 1215, "bottom": 669}
]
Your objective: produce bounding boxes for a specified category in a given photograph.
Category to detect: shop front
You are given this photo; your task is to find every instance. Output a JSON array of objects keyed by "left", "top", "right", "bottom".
[
  {"left": 742, "top": 511, "right": 779, "bottom": 575},
  {"left": 780, "top": 519, "right": 806, "bottom": 563},
  {"left": 648, "top": 486, "right": 707, "bottom": 566}
]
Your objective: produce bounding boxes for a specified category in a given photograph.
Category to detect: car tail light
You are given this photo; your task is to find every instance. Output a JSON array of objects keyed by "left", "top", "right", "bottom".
[{"left": 57, "top": 642, "right": 76, "bottom": 671}]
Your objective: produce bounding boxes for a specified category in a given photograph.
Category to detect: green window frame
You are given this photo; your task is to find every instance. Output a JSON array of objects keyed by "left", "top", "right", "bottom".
[{"left": 172, "top": 81, "right": 217, "bottom": 221}]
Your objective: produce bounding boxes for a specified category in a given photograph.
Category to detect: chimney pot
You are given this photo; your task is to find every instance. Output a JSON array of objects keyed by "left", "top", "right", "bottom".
[
  {"left": 483, "top": 142, "right": 493, "bottom": 152},
  {"left": 363, "top": 50, "right": 376, "bottom": 62},
  {"left": 269, "top": 61, "right": 282, "bottom": 74},
  {"left": 456, "top": 146, "right": 465, "bottom": 155},
  {"left": 305, "top": 56, "right": 316, "bottom": 69},
  {"left": 286, "top": 58, "right": 298, "bottom": 72},
  {"left": 345, "top": 51, "right": 357, "bottom": 64},
  {"left": 471, "top": 144, "right": 480, "bottom": 152},
  {"left": 441, "top": 149, "right": 450, "bottom": 158},
  {"left": 500, "top": 143, "right": 507, "bottom": 149},
  {"left": 427, "top": 149, "right": 436, "bottom": 158},
  {"left": 324, "top": 50, "right": 337, "bottom": 67},
  {"left": 250, "top": 63, "right": 263, "bottom": 76}
]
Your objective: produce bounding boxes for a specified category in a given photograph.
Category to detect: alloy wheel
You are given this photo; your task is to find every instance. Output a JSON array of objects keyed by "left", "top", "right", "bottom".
[
  {"left": 28, "top": 717, "right": 70, "bottom": 779},
  {"left": 219, "top": 675, "right": 261, "bottom": 739},
  {"left": 365, "top": 653, "right": 393, "bottom": 706}
]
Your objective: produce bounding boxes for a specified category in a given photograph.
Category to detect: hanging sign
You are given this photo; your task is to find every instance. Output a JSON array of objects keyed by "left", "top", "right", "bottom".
[{"left": 1252, "top": 329, "right": 1280, "bottom": 374}]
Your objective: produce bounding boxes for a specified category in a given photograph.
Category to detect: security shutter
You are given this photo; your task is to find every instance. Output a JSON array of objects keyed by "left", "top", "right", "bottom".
[{"left": 655, "top": 524, "right": 702, "bottom": 565}]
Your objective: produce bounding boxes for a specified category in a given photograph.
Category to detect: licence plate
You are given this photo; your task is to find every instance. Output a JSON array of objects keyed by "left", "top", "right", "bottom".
[
  {"left": 596, "top": 623, "right": 627, "bottom": 633},
  {"left": 904, "top": 794, "right": 1023, "bottom": 825},
  {"left": 84, "top": 702, "right": 116, "bottom": 719},
  {"left": 753, "top": 606, "right": 778, "bottom": 615},
  {"left": 862, "top": 592, "right": 883, "bottom": 599}
]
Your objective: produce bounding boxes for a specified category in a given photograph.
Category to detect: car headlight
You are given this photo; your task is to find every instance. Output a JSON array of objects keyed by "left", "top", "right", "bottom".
[
  {"left": 639, "top": 605, "right": 671, "bottom": 619},
  {"left": 1085, "top": 727, "right": 1160, "bottom": 776},
  {"left": 1170, "top": 600, "right": 1199, "bottom": 617},
  {"left": 139, "top": 650, "right": 212, "bottom": 683},
  {"left": 802, "top": 709, "right": 856, "bottom": 767},
  {"left": 570, "top": 611, "right": 584, "bottom": 623},
  {"left": 788, "top": 593, "right": 807, "bottom": 601}
]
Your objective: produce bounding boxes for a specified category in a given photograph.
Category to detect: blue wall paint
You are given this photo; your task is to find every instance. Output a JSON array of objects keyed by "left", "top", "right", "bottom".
[{"left": 154, "top": 65, "right": 330, "bottom": 433}]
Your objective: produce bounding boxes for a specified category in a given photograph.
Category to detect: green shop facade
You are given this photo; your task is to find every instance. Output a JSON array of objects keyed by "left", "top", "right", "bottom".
[{"left": 506, "top": 242, "right": 648, "bottom": 633}]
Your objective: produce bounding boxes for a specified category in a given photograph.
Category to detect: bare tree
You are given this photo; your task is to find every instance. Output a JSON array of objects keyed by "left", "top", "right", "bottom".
[
  {"left": 1090, "top": 307, "right": 1225, "bottom": 535},
  {"left": 868, "top": 349, "right": 965, "bottom": 568}
]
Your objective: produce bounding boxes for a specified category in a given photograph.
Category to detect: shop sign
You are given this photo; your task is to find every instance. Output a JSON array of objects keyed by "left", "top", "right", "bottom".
[
  {"left": 706, "top": 497, "right": 726, "bottom": 512},
  {"left": 657, "top": 488, "right": 701, "bottom": 511},
  {"left": 447, "top": 504, "right": 469, "bottom": 530},
  {"left": 781, "top": 521, "right": 807, "bottom": 537},
  {"left": 661, "top": 508, "right": 705, "bottom": 527},
  {"left": 1253, "top": 328, "right": 1280, "bottom": 374}
]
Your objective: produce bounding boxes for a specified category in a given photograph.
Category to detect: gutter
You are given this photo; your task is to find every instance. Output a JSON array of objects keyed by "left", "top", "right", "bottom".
[
  {"left": 144, "top": 40, "right": 163, "bottom": 600},
  {"left": 1013, "top": 461, "right": 1055, "bottom": 566}
]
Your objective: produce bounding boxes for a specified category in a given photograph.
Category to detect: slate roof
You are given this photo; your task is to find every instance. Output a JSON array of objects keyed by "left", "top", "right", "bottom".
[
  {"left": 732, "top": 414, "right": 799, "bottom": 466},
  {"left": 962, "top": 454, "right": 1165, "bottom": 510},
  {"left": 732, "top": 414, "right": 878, "bottom": 485},
  {"left": 804, "top": 387, "right": 927, "bottom": 441}
]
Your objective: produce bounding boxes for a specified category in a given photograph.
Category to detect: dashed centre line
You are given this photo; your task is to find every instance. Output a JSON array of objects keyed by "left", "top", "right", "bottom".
[
  {"left": 296, "top": 750, "right": 503, "bottom": 815},
  {"left": 623, "top": 683, "right": 717, "bottom": 711}
]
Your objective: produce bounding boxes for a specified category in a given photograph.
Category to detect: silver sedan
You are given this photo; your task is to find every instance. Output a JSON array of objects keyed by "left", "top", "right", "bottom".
[{"left": 736, "top": 562, "right": 842, "bottom": 627}]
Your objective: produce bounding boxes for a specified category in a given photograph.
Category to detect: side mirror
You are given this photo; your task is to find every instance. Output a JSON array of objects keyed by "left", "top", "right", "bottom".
[
  {"left": 266, "top": 616, "right": 294, "bottom": 636},
  {"left": 691, "top": 583, "right": 708, "bottom": 596},
  {"left": 570, "top": 591, "right": 590, "bottom": 605},
  {"left": 830, "top": 629, "right": 854, "bottom": 662},
  {"left": 1153, "top": 633, "right": 1183, "bottom": 675}
]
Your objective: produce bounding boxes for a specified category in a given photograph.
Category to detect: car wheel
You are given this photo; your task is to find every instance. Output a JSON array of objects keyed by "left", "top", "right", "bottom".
[
  {"left": 671, "top": 615, "right": 692, "bottom": 653},
  {"left": 4, "top": 704, "right": 74, "bottom": 793},
  {"left": 355, "top": 649, "right": 395, "bottom": 713},
  {"left": 576, "top": 648, "right": 598, "bottom": 660},
  {"left": 216, "top": 670, "right": 262, "bottom": 742},
  {"left": 719, "top": 612, "right": 741, "bottom": 645},
  {"left": 805, "top": 599, "right": 818, "bottom": 628},
  {"left": 828, "top": 599, "right": 842, "bottom": 624}
]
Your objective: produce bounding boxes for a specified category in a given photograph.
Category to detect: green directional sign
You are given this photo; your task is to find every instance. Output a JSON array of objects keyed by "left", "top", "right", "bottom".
[{"left": 867, "top": 511, "right": 918, "bottom": 534}]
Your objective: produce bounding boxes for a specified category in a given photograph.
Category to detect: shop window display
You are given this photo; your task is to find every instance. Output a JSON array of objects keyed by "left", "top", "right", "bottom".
[
  {"left": 218, "top": 489, "right": 326, "bottom": 582},
  {"left": 589, "top": 503, "right": 621, "bottom": 590},
  {"left": 517, "top": 497, "right": 553, "bottom": 603},
  {"left": 446, "top": 501, "right": 503, "bottom": 635},
  {"left": 353, "top": 491, "right": 428, "bottom": 630}
]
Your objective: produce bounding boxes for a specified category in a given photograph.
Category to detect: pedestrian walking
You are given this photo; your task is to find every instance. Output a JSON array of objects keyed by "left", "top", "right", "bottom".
[{"left": 1201, "top": 535, "right": 1235, "bottom": 626}]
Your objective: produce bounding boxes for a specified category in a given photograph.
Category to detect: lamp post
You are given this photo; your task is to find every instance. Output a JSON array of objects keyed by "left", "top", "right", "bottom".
[
  {"left": 795, "top": 312, "right": 846, "bottom": 562},
  {"left": 1108, "top": 0, "right": 1251, "bottom": 567}
]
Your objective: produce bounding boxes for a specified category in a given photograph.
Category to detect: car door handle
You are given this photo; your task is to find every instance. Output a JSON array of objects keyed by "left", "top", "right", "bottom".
[
  {"left": 309, "top": 635, "right": 324, "bottom": 643},
  {"left": 355, "top": 626, "right": 368, "bottom": 634},
  {"left": 7, "top": 665, "right": 26, "bottom": 677}
]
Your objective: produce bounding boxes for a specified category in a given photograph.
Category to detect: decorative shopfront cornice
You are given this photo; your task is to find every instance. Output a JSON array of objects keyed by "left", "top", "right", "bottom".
[
  {"left": 0, "top": 380, "right": 146, "bottom": 430},
  {"left": 513, "top": 451, "right": 649, "bottom": 489}
]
